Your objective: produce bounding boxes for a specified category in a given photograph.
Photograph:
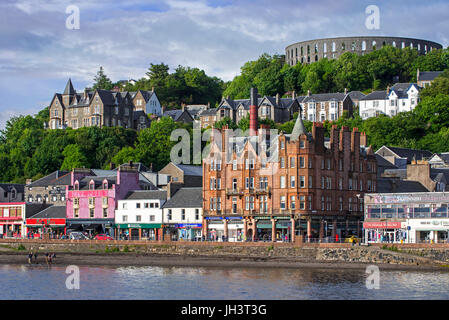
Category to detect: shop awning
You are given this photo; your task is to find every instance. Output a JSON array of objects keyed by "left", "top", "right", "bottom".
[{"left": 116, "top": 223, "right": 162, "bottom": 229}]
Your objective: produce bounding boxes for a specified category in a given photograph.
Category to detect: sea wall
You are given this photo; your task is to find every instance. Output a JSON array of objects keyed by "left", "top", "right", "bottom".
[{"left": 1, "top": 240, "right": 448, "bottom": 266}]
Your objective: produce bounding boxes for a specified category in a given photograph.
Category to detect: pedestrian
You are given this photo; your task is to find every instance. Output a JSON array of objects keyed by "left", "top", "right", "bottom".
[
  {"left": 33, "top": 252, "right": 38, "bottom": 264},
  {"left": 45, "top": 252, "right": 49, "bottom": 265},
  {"left": 27, "top": 251, "right": 32, "bottom": 264}
]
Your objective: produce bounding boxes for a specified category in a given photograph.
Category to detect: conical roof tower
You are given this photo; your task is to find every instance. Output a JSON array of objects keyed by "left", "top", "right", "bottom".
[{"left": 63, "top": 78, "right": 76, "bottom": 96}]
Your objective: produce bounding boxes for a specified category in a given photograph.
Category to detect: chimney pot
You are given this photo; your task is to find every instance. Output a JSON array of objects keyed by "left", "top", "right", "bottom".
[{"left": 307, "top": 89, "right": 311, "bottom": 96}]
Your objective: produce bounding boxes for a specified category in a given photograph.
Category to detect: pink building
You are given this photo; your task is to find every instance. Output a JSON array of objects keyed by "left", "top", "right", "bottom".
[{"left": 66, "top": 164, "right": 141, "bottom": 236}]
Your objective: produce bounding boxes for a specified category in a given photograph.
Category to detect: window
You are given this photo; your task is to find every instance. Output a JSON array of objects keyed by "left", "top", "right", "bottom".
[
  {"left": 339, "top": 197, "right": 343, "bottom": 211},
  {"left": 103, "top": 197, "right": 108, "bottom": 206},
  {"left": 195, "top": 209, "right": 199, "bottom": 220},
  {"left": 168, "top": 209, "right": 172, "bottom": 220},
  {"left": 122, "top": 203, "right": 127, "bottom": 209},
  {"left": 181, "top": 209, "right": 185, "bottom": 220},
  {"left": 123, "top": 215, "right": 128, "bottom": 222},
  {"left": 280, "top": 140, "right": 285, "bottom": 149},
  {"left": 74, "top": 208, "right": 79, "bottom": 218},
  {"left": 280, "top": 176, "right": 286, "bottom": 189},
  {"left": 349, "top": 179, "right": 353, "bottom": 190},
  {"left": 321, "top": 176, "right": 325, "bottom": 189},
  {"left": 300, "top": 157, "right": 305, "bottom": 168},
  {"left": 308, "top": 176, "right": 312, "bottom": 188},
  {"left": 90, "top": 207, "right": 94, "bottom": 218},
  {"left": 300, "top": 176, "right": 305, "bottom": 188},
  {"left": 290, "top": 196, "right": 296, "bottom": 209},
  {"left": 280, "top": 196, "right": 286, "bottom": 210},
  {"left": 308, "top": 195, "right": 312, "bottom": 210},
  {"left": 339, "top": 178, "right": 343, "bottom": 190},
  {"left": 150, "top": 215, "right": 155, "bottom": 222},
  {"left": 144, "top": 203, "right": 149, "bottom": 209},
  {"left": 300, "top": 140, "right": 305, "bottom": 149},
  {"left": 280, "top": 157, "right": 285, "bottom": 168},
  {"left": 290, "top": 157, "right": 295, "bottom": 168},
  {"left": 290, "top": 176, "right": 296, "bottom": 188},
  {"left": 232, "top": 160, "right": 237, "bottom": 170},
  {"left": 321, "top": 196, "right": 325, "bottom": 210},
  {"left": 349, "top": 198, "right": 353, "bottom": 211},
  {"left": 136, "top": 203, "right": 141, "bottom": 209},
  {"left": 103, "top": 208, "right": 108, "bottom": 218}
]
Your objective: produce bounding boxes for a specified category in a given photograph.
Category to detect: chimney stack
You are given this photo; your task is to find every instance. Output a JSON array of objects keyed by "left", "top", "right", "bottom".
[
  {"left": 276, "top": 93, "right": 280, "bottom": 105},
  {"left": 344, "top": 88, "right": 348, "bottom": 95},
  {"left": 207, "top": 102, "right": 210, "bottom": 109},
  {"left": 307, "top": 89, "right": 311, "bottom": 96},
  {"left": 292, "top": 90, "right": 296, "bottom": 100},
  {"left": 181, "top": 103, "right": 185, "bottom": 111},
  {"left": 249, "top": 88, "right": 259, "bottom": 136}
]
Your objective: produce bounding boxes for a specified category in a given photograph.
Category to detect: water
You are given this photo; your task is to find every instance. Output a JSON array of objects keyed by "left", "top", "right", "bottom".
[{"left": 1, "top": 264, "right": 449, "bottom": 300}]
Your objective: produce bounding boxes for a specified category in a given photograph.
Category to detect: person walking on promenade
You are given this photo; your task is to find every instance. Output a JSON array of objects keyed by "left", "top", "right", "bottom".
[
  {"left": 33, "top": 251, "right": 38, "bottom": 264},
  {"left": 45, "top": 252, "right": 49, "bottom": 265},
  {"left": 27, "top": 251, "right": 32, "bottom": 264}
]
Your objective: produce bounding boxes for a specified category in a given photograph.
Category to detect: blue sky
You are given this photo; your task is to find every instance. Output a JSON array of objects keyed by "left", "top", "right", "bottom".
[{"left": 0, "top": 0, "right": 448, "bottom": 129}]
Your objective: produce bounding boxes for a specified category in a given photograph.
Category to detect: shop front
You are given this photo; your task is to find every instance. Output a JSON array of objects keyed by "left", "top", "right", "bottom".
[
  {"left": 206, "top": 218, "right": 224, "bottom": 241},
  {"left": 225, "top": 217, "right": 243, "bottom": 242},
  {"left": 25, "top": 218, "right": 66, "bottom": 239},
  {"left": 66, "top": 218, "right": 115, "bottom": 238},
  {"left": 176, "top": 223, "right": 202, "bottom": 241},
  {"left": 116, "top": 223, "right": 163, "bottom": 240},
  {"left": 406, "top": 219, "right": 449, "bottom": 243},
  {"left": 363, "top": 221, "right": 405, "bottom": 243},
  {"left": 0, "top": 203, "right": 26, "bottom": 238},
  {"left": 255, "top": 218, "right": 272, "bottom": 241}
]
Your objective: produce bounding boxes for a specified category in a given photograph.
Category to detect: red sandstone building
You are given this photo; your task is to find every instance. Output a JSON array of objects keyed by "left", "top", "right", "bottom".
[{"left": 202, "top": 88, "right": 377, "bottom": 242}]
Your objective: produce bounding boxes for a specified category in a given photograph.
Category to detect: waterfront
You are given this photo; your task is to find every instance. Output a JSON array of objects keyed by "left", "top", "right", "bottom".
[{"left": 1, "top": 264, "right": 449, "bottom": 300}]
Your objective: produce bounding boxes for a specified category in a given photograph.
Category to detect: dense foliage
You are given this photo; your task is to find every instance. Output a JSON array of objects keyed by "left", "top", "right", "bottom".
[
  {"left": 1, "top": 46, "right": 448, "bottom": 183},
  {"left": 223, "top": 46, "right": 449, "bottom": 97}
]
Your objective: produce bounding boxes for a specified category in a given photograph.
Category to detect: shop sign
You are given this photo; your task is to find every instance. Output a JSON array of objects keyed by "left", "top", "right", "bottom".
[
  {"left": 177, "top": 224, "right": 202, "bottom": 228},
  {"left": 363, "top": 221, "right": 402, "bottom": 229},
  {"left": 26, "top": 218, "right": 66, "bottom": 226},
  {"left": 205, "top": 217, "right": 223, "bottom": 220},
  {"left": 225, "top": 216, "right": 242, "bottom": 220}
]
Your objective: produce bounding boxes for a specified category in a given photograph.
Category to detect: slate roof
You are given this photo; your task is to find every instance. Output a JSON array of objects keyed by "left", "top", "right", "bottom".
[
  {"left": 175, "top": 164, "right": 203, "bottom": 176},
  {"left": 376, "top": 154, "right": 398, "bottom": 170},
  {"left": 218, "top": 96, "right": 298, "bottom": 111},
  {"left": 360, "top": 90, "right": 388, "bottom": 101},
  {"left": 162, "top": 187, "right": 202, "bottom": 208},
  {"left": 63, "top": 79, "right": 76, "bottom": 96},
  {"left": 199, "top": 108, "right": 218, "bottom": 116},
  {"left": 301, "top": 92, "right": 348, "bottom": 103},
  {"left": 377, "top": 178, "right": 428, "bottom": 193},
  {"left": 348, "top": 91, "right": 366, "bottom": 101},
  {"left": 125, "top": 190, "right": 167, "bottom": 200},
  {"left": 27, "top": 171, "right": 72, "bottom": 187},
  {"left": 418, "top": 71, "right": 443, "bottom": 81},
  {"left": 28, "top": 206, "right": 67, "bottom": 219},
  {"left": 163, "top": 109, "right": 193, "bottom": 122},
  {"left": 383, "top": 146, "right": 433, "bottom": 162},
  {"left": 389, "top": 83, "right": 420, "bottom": 99},
  {"left": 430, "top": 153, "right": 449, "bottom": 164},
  {"left": 0, "top": 183, "right": 25, "bottom": 194}
]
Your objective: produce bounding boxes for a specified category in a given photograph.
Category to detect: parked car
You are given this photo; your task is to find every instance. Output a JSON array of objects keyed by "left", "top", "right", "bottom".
[
  {"left": 94, "top": 234, "right": 114, "bottom": 240},
  {"left": 69, "top": 232, "right": 89, "bottom": 240},
  {"left": 344, "top": 235, "right": 360, "bottom": 244}
]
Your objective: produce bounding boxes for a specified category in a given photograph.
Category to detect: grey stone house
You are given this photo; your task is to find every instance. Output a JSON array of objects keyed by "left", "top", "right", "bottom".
[
  {"left": 0, "top": 184, "right": 25, "bottom": 202},
  {"left": 299, "top": 91, "right": 354, "bottom": 122}
]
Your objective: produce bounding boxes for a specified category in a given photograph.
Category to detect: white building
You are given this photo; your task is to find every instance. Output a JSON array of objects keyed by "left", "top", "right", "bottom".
[
  {"left": 115, "top": 190, "right": 167, "bottom": 240},
  {"left": 364, "top": 191, "right": 449, "bottom": 244},
  {"left": 359, "top": 83, "right": 421, "bottom": 119},
  {"left": 161, "top": 187, "right": 203, "bottom": 241}
]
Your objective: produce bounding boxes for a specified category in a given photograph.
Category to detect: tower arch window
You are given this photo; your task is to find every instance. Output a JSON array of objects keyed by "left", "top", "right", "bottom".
[
  {"left": 362, "top": 41, "right": 366, "bottom": 51},
  {"left": 332, "top": 42, "right": 336, "bottom": 52},
  {"left": 392, "top": 41, "right": 396, "bottom": 47},
  {"left": 372, "top": 41, "right": 377, "bottom": 50},
  {"left": 323, "top": 43, "right": 327, "bottom": 53}
]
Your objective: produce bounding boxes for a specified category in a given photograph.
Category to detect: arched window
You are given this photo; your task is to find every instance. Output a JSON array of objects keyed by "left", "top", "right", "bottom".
[
  {"left": 295, "top": 47, "right": 298, "bottom": 57},
  {"left": 424, "top": 45, "right": 427, "bottom": 53},
  {"left": 301, "top": 46, "right": 303, "bottom": 55},
  {"left": 315, "top": 55, "right": 318, "bottom": 62},
  {"left": 89, "top": 181, "right": 95, "bottom": 190},
  {"left": 315, "top": 44, "right": 318, "bottom": 53},
  {"left": 332, "top": 42, "right": 336, "bottom": 52},
  {"left": 372, "top": 41, "right": 377, "bottom": 50},
  {"left": 382, "top": 41, "right": 386, "bottom": 47},
  {"left": 103, "top": 180, "right": 108, "bottom": 189},
  {"left": 362, "top": 41, "right": 366, "bottom": 51},
  {"left": 410, "top": 42, "right": 413, "bottom": 49},
  {"left": 417, "top": 43, "right": 420, "bottom": 51},
  {"left": 402, "top": 42, "right": 405, "bottom": 49},
  {"left": 307, "top": 56, "right": 310, "bottom": 63},
  {"left": 307, "top": 45, "right": 310, "bottom": 54},
  {"left": 301, "top": 57, "right": 304, "bottom": 63},
  {"left": 323, "top": 43, "right": 327, "bottom": 53},
  {"left": 352, "top": 41, "right": 356, "bottom": 51},
  {"left": 392, "top": 41, "right": 396, "bottom": 47},
  {"left": 341, "top": 42, "right": 345, "bottom": 51}
]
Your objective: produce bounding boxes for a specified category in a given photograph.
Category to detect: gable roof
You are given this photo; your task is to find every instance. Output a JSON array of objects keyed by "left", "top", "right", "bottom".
[
  {"left": 28, "top": 205, "right": 67, "bottom": 219},
  {"left": 175, "top": 164, "right": 203, "bottom": 176},
  {"left": 377, "top": 178, "right": 428, "bottom": 193},
  {"left": 301, "top": 92, "right": 348, "bottom": 103},
  {"left": 418, "top": 71, "right": 443, "bottom": 81},
  {"left": 163, "top": 109, "right": 193, "bottom": 122},
  {"left": 377, "top": 146, "right": 433, "bottom": 162},
  {"left": 162, "top": 187, "right": 202, "bottom": 208},
  {"left": 27, "top": 171, "right": 71, "bottom": 187},
  {"left": 125, "top": 190, "right": 167, "bottom": 200},
  {"left": 360, "top": 90, "right": 388, "bottom": 101}
]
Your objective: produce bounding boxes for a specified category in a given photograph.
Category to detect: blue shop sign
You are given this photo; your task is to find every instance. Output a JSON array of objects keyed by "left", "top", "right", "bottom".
[
  {"left": 177, "top": 224, "right": 202, "bottom": 228},
  {"left": 225, "top": 216, "right": 243, "bottom": 220},
  {"left": 205, "top": 217, "right": 223, "bottom": 220}
]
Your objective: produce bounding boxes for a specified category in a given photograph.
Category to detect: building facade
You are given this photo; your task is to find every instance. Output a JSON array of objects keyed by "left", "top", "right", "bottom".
[
  {"left": 299, "top": 91, "right": 353, "bottom": 122},
  {"left": 66, "top": 164, "right": 141, "bottom": 236},
  {"left": 202, "top": 88, "right": 378, "bottom": 242},
  {"left": 115, "top": 190, "right": 167, "bottom": 240},
  {"left": 364, "top": 192, "right": 449, "bottom": 243}
]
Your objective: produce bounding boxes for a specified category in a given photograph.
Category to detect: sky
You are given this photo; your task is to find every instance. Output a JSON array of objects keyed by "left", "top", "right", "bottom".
[{"left": 0, "top": 0, "right": 448, "bottom": 129}]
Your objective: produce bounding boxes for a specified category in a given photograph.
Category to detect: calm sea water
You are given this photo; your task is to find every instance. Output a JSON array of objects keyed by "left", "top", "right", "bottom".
[{"left": 0, "top": 264, "right": 448, "bottom": 300}]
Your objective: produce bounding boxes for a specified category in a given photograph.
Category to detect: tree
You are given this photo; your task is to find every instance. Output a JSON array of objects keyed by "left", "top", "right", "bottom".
[
  {"left": 92, "top": 66, "right": 113, "bottom": 90},
  {"left": 214, "top": 117, "right": 237, "bottom": 130},
  {"left": 60, "top": 144, "right": 89, "bottom": 170}
]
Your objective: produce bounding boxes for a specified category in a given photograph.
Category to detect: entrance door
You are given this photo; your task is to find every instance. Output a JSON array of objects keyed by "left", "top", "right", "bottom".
[{"left": 131, "top": 228, "right": 139, "bottom": 240}]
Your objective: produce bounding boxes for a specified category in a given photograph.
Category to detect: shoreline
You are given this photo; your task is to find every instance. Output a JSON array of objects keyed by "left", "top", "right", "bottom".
[{"left": 0, "top": 252, "right": 447, "bottom": 271}]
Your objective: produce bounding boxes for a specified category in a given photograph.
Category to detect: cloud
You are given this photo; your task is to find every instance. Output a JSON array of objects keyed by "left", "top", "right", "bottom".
[{"left": 0, "top": 0, "right": 448, "bottom": 129}]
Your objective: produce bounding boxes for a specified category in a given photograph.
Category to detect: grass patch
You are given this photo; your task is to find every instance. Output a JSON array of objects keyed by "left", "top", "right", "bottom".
[
  {"left": 16, "top": 244, "right": 26, "bottom": 251},
  {"left": 214, "top": 246, "right": 223, "bottom": 249},
  {"left": 123, "top": 245, "right": 129, "bottom": 252},
  {"left": 267, "top": 244, "right": 274, "bottom": 252},
  {"left": 382, "top": 244, "right": 400, "bottom": 252}
]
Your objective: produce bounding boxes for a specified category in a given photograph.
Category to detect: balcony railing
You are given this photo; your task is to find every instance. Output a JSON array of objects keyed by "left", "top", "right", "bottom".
[{"left": 226, "top": 188, "right": 243, "bottom": 196}]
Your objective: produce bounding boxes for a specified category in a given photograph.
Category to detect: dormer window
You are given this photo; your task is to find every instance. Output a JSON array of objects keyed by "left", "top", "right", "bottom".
[
  {"left": 89, "top": 181, "right": 95, "bottom": 190},
  {"left": 103, "top": 181, "right": 108, "bottom": 189},
  {"left": 74, "top": 181, "right": 79, "bottom": 190}
]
